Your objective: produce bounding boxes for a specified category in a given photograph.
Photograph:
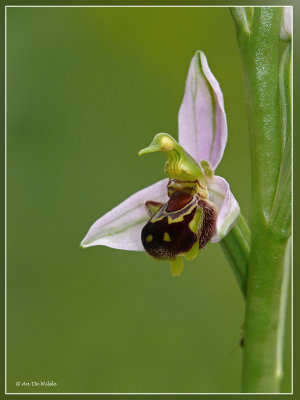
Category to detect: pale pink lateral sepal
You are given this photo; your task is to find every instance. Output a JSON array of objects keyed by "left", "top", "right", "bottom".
[
  {"left": 207, "top": 175, "right": 240, "bottom": 242},
  {"left": 178, "top": 50, "right": 227, "bottom": 171},
  {"left": 81, "top": 179, "right": 169, "bottom": 251}
]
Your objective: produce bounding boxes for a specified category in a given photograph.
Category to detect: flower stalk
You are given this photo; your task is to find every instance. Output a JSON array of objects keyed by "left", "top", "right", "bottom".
[{"left": 231, "top": 6, "right": 292, "bottom": 393}]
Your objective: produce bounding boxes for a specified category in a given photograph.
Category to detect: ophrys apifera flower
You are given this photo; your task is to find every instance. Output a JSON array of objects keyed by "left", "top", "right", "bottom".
[{"left": 81, "top": 51, "right": 240, "bottom": 276}]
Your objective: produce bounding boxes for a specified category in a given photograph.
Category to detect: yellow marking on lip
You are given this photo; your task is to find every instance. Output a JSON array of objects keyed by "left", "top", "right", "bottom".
[
  {"left": 163, "top": 232, "right": 171, "bottom": 242},
  {"left": 167, "top": 204, "right": 197, "bottom": 224},
  {"left": 167, "top": 215, "right": 184, "bottom": 224},
  {"left": 151, "top": 214, "right": 165, "bottom": 223},
  {"left": 188, "top": 206, "right": 203, "bottom": 234},
  {"left": 146, "top": 234, "right": 153, "bottom": 243},
  {"left": 151, "top": 197, "right": 197, "bottom": 224}
]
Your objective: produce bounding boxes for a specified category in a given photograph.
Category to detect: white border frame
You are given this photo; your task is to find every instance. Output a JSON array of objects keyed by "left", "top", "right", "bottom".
[{"left": 5, "top": 4, "right": 293, "bottom": 396}]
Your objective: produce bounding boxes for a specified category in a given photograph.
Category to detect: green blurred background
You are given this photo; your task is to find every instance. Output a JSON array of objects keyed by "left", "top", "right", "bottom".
[{"left": 6, "top": 6, "right": 291, "bottom": 393}]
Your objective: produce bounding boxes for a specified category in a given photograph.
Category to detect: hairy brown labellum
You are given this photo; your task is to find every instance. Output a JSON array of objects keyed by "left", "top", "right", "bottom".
[
  {"left": 142, "top": 191, "right": 217, "bottom": 260},
  {"left": 198, "top": 198, "right": 217, "bottom": 249}
]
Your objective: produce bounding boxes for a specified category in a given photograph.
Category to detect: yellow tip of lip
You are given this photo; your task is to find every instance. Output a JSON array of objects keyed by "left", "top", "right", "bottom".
[{"left": 170, "top": 257, "right": 184, "bottom": 277}]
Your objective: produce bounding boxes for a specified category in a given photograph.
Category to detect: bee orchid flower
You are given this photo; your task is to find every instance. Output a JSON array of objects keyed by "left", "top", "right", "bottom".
[{"left": 81, "top": 51, "right": 240, "bottom": 276}]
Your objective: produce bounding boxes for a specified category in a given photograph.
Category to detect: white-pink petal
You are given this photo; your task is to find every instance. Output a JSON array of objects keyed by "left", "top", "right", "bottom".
[
  {"left": 80, "top": 179, "right": 169, "bottom": 251},
  {"left": 207, "top": 175, "right": 240, "bottom": 242},
  {"left": 178, "top": 51, "right": 228, "bottom": 171}
]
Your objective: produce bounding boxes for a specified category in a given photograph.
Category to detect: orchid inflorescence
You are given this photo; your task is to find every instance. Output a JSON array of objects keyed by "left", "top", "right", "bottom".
[{"left": 81, "top": 50, "right": 240, "bottom": 276}]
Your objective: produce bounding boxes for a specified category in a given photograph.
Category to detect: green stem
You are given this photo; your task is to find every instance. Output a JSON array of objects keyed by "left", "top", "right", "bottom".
[
  {"left": 269, "top": 43, "right": 292, "bottom": 237},
  {"left": 243, "top": 230, "right": 290, "bottom": 392},
  {"left": 276, "top": 237, "right": 291, "bottom": 383},
  {"left": 231, "top": 7, "right": 291, "bottom": 392},
  {"left": 232, "top": 7, "right": 282, "bottom": 219},
  {"left": 220, "top": 214, "right": 250, "bottom": 297}
]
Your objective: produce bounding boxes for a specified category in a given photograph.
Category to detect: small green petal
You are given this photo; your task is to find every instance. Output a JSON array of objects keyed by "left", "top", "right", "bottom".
[
  {"left": 200, "top": 160, "right": 213, "bottom": 178},
  {"left": 145, "top": 201, "right": 164, "bottom": 217}
]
